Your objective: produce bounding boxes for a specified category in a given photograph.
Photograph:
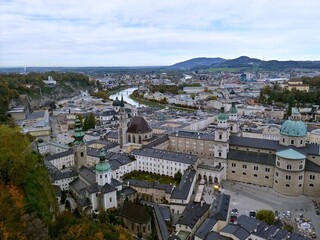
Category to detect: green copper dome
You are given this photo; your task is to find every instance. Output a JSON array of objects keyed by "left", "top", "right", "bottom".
[
  {"left": 218, "top": 107, "right": 228, "bottom": 121},
  {"left": 95, "top": 148, "right": 111, "bottom": 172},
  {"left": 229, "top": 102, "right": 237, "bottom": 114},
  {"left": 280, "top": 120, "right": 307, "bottom": 137}
]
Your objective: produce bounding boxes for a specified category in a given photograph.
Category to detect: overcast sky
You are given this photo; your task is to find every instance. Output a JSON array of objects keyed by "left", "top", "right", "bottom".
[{"left": 1, "top": 0, "right": 320, "bottom": 67}]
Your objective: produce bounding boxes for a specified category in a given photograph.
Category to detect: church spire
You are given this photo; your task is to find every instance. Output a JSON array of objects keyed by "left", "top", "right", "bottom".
[{"left": 73, "top": 116, "right": 85, "bottom": 146}]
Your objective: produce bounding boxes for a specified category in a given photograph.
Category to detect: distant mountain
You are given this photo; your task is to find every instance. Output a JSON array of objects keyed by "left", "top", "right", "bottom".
[
  {"left": 210, "top": 56, "right": 320, "bottom": 70},
  {"left": 169, "top": 57, "right": 225, "bottom": 69}
]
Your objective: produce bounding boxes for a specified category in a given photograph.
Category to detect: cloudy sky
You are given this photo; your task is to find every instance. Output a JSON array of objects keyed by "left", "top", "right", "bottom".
[{"left": 0, "top": 0, "right": 320, "bottom": 67}]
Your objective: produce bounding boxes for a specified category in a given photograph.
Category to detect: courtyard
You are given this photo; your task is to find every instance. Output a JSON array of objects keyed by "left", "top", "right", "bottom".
[{"left": 122, "top": 170, "right": 179, "bottom": 185}]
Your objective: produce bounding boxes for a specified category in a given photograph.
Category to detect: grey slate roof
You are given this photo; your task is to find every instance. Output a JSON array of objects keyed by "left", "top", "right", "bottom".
[
  {"left": 69, "top": 177, "right": 87, "bottom": 196},
  {"left": 305, "top": 159, "right": 320, "bottom": 173},
  {"left": 169, "top": 130, "right": 215, "bottom": 140},
  {"left": 144, "top": 134, "right": 169, "bottom": 148},
  {"left": 76, "top": 197, "right": 91, "bottom": 207},
  {"left": 204, "top": 231, "right": 231, "bottom": 240},
  {"left": 78, "top": 166, "right": 96, "bottom": 184},
  {"left": 105, "top": 131, "right": 118, "bottom": 139},
  {"left": 228, "top": 149, "right": 276, "bottom": 166},
  {"left": 221, "top": 224, "right": 250, "bottom": 240},
  {"left": 176, "top": 202, "right": 210, "bottom": 229},
  {"left": 230, "top": 135, "right": 278, "bottom": 150},
  {"left": 154, "top": 204, "right": 170, "bottom": 240},
  {"left": 210, "top": 193, "right": 230, "bottom": 221},
  {"left": 51, "top": 168, "right": 78, "bottom": 181},
  {"left": 128, "top": 179, "right": 173, "bottom": 194},
  {"left": 171, "top": 168, "right": 196, "bottom": 200},
  {"left": 195, "top": 218, "right": 218, "bottom": 239},
  {"left": 230, "top": 135, "right": 320, "bottom": 156},
  {"left": 45, "top": 149, "right": 74, "bottom": 161},
  {"left": 131, "top": 148, "right": 198, "bottom": 165}
]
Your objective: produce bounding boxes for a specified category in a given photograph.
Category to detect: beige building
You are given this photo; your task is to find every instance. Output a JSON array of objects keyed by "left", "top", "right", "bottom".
[{"left": 156, "top": 106, "right": 320, "bottom": 197}]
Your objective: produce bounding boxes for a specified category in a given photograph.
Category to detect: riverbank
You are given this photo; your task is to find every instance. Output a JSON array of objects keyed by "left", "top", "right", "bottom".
[{"left": 129, "top": 94, "right": 197, "bottom": 112}]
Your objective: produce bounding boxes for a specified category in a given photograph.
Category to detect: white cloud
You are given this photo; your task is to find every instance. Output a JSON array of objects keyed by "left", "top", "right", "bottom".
[{"left": 0, "top": 0, "right": 319, "bottom": 66}]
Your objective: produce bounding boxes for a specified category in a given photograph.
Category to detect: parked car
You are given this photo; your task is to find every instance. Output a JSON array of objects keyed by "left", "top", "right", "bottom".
[
  {"left": 249, "top": 210, "right": 256, "bottom": 218},
  {"left": 231, "top": 209, "right": 238, "bottom": 216}
]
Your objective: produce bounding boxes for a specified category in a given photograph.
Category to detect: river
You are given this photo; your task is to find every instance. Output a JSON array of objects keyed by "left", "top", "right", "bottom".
[{"left": 109, "top": 87, "right": 146, "bottom": 107}]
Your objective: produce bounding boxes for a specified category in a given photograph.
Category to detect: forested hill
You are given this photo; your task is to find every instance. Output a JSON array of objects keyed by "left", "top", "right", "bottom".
[
  {"left": 169, "top": 57, "right": 225, "bottom": 69},
  {"left": 0, "top": 72, "right": 94, "bottom": 123}
]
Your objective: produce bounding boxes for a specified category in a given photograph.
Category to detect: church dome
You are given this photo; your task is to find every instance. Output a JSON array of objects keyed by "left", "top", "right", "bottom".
[
  {"left": 112, "top": 97, "right": 122, "bottom": 106},
  {"left": 95, "top": 149, "right": 111, "bottom": 172},
  {"left": 218, "top": 107, "right": 228, "bottom": 121},
  {"left": 280, "top": 120, "right": 307, "bottom": 137},
  {"left": 127, "top": 116, "right": 152, "bottom": 134}
]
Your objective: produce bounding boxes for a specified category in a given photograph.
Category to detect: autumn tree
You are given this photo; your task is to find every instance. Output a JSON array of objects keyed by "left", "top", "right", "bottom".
[{"left": 256, "top": 209, "right": 275, "bottom": 225}]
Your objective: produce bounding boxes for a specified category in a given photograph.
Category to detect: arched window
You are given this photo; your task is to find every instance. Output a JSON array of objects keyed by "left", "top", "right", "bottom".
[
  {"left": 242, "top": 172, "right": 246, "bottom": 175},
  {"left": 265, "top": 176, "right": 269, "bottom": 179},
  {"left": 285, "top": 184, "right": 290, "bottom": 187},
  {"left": 232, "top": 170, "right": 235, "bottom": 174},
  {"left": 253, "top": 174, "right": 258, "bottom": 177},
  {"left": 309, "top": 183, "right": 314, "bottom": 187}
]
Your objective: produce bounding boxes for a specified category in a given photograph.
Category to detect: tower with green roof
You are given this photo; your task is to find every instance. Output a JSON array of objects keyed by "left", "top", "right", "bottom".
[
  {"left": 214, "top": 107, "right": 230, "bottom": 160},
  {"left": 73, "top": 116, "right": 87, "bottom": 169},
  {"left": 228, "top": 102, "right": 239, "bottom": 134},
  {"left": 96, "top": 148, "right": 112, "bottom": 185}
]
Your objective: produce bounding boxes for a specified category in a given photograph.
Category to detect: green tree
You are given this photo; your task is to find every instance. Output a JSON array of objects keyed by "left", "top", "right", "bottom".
[
  {"left": 174, "top": 170, "right": 182, "bottom": 183},
  {"left": 256, "top": 210, "right": 275, "bottom": 225},
  {"left": 83, "top": 112, "right": 96, "bottom": 131}
]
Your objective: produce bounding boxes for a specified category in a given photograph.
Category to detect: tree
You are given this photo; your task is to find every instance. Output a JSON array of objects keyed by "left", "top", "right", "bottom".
[
  {"left": 0, "top": 180, "right": 27, "bottom": 240},
  {"left": 174, "top": 170, "right": 182, "bottom": 183},
  {"left": 83, "top": 112, "right": 96, "bottom": 131},
  {"left": 256, "top": 210, "right": 275, "bottom": 225}
]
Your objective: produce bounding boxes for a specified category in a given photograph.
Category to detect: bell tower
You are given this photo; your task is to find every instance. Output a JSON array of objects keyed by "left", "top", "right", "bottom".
[
  {"left": 118, "top": 95, "right": 128, "bottom": 148},
  {"left": 73, "top": 116, "right": 87, "bottom": 169}
]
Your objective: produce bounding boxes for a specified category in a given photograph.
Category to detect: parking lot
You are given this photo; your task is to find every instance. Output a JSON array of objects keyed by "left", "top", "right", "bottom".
[{"left": 202, "top": 180, "right": 320, "bottom": 238}]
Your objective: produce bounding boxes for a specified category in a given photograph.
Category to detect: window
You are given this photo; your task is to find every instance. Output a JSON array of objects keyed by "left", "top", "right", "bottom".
[
  {"left": 300, "top": 140, "right": 303, "bottom": 144},
  {"left": 299, "top": 175, "right": 303, "bottom": 180},
  {"left": 309, "top": 183, "right": 314, "bottom": 187},
  {"left": 285, "top": 184, "right": 290, "bottom": 187},
  {"left": 275, "top": 180, "right": 278, "bottom": 183},
  {"left": 109, "top": 197, "right": 112, "bottom": 202},
  {"left": 81, "top": 152, "right": 84, "bottom": 157},
  {"left": 291, "top": 140, "right": 294, "bottom": 145},
  {"left": 243, "top": 164, "right": 247, "bottom": 169},
  {"left": 265, "top": 168, "right": 270, "bottom": 172},
  {"left": 286, "top": 175, "right": 291, "bottom": 180},
  {"left": 219, "top": 134, "right": 222, "bottom": 140},
  {"left": 299, "top": 164, "right": 303, "bottom": 170},
  {"left": 253, "top": 174, "right": 258, "bottom": 177},
  {"left": 282, "top": 138, "right": 285, "bottom": 143},
  {"left": 218, "top": 152, "right": 222, "bottom": 157},
  {"left": 100, "top": 175, "right": 102, "bottom": 178},
  {"left": 287, "top": 165, "right": 292, "bottom": 170},
  {"left": 299, "top": 184, "right": 302, "bottom": 187},
  {"left": 143, "top": 226, "right": 146, "bottom": 233},
  {"left": 310, "top": 175, "right": 315, "bottom": 180},
  {"left": 232, "top": 170, "right": 235, "bottom": 174},
  {"left": 265, "top": 176, "right": 269, "bottom": 179},
  {"left": 277, "top": 161, "right": 280, "bottom": 166},
  {"left": 232, "top": 163, "right": 236, "bottom": 167},
  {"left": 275, "top": 172, "right": 279, "bottom": 177},
  {"left": 254, "top": 166, "right": 258, "bottom": 171},
  {"left": 243, "top": 172, "right": 246, "bottom": 175}
]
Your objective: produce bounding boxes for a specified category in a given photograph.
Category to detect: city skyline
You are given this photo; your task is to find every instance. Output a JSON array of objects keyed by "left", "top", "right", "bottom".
[{"left": 1, "top": 0, "right": 320, "bottom": 67}]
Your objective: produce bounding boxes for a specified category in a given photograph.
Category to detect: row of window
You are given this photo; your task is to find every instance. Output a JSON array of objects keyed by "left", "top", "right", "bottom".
[
  {"left": 282, "top": 138, "right": 304, "bottom": 145},
  {"left": 276, "top": 161, "right": 304, "bottom": 170},
  {"left": 231, "top": 171, "right": 270, "bottom": 179},
  {"left": 274, "top": 181, "right": 315, "bottom": 188},
  {"left": 231, "top": 163, "right": 270, "bottom": 172}
]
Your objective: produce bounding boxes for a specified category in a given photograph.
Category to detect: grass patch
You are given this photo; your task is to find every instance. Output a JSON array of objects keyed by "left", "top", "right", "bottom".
[{"left": 123, "top": 171, "right": 179, "bottom": 185}]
